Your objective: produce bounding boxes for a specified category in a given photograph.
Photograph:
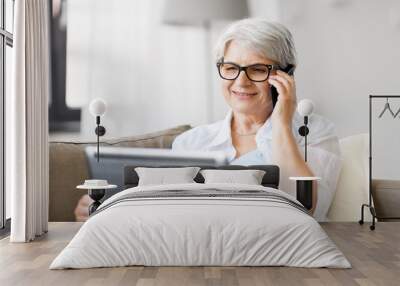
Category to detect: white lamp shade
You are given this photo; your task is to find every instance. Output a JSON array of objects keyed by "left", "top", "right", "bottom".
[
  {"left": 162, "top": 0, "right": 249, "bottom": 26},
  {"left": 89, "top": 98, "right": 107, "bottom": 117},
  {"left": 297, "top": 99, "right": 315, "bottom": 117}
]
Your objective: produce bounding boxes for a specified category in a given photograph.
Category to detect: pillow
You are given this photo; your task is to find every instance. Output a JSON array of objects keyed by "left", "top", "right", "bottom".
[
  {"left": 200, "top": 169, "right": 266, "bottom": 185},
  {"left": 327, "top": 133, "right": 371, "bottom": 222},
  {"left": 135, "top": 167, "right": 200, "bottom": 186}
]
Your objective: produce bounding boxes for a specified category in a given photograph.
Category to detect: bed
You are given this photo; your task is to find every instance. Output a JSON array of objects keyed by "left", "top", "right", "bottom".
[{"left": 50, "top": 165, "right": 350, "bottom": 269}]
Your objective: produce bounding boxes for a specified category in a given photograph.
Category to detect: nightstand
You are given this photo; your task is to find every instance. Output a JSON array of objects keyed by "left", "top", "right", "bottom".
[
  {"left": 77, "top": 180, "right": 117, "bottom": 215},
  {"left": 289, "top": 176, "right": 321, "bottom": 210}
]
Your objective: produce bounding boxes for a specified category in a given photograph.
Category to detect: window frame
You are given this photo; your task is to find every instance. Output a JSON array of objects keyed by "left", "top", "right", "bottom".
[{"left": 0, "top": 0, "right": 13, "bottom": 231}]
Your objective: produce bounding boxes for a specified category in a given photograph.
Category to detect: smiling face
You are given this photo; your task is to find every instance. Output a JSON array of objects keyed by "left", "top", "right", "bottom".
[{"left": 220, "top": 40, "right": 276, "bottom": 117}]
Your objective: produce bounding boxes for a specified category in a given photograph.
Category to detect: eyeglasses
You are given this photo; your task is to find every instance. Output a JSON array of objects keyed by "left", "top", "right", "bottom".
[{"left": 216, "top": 60, "right": 280, "bottom": 82}]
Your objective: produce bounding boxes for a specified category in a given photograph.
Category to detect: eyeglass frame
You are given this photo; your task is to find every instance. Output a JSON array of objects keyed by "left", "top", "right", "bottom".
[{"left": 216, "top": 58, "right": 281, "bottom": 82}]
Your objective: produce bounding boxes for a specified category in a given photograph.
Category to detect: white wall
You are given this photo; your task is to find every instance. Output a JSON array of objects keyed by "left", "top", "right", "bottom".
[
  {"left": 274, "top": 0, "right": 400, "bottom": 179},
  {"left": 66, "top": 0, "right": 400, "bottom": 178},
  {"left": 277, "top": 0, "right": 400, "bottom": 137}
]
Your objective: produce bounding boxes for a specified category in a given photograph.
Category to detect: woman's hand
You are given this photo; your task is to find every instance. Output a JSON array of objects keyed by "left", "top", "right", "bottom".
[
  {"left": 74, "top": 194, "right": 93, "bottom": 222},
  {"left": 268, "top": 70, "right": 297, "bottom": 128}
]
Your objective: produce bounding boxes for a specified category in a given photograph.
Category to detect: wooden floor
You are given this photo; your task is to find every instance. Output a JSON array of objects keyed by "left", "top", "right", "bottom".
[{"left": 0, "top": 222, "right": 399, "bottom": 286}]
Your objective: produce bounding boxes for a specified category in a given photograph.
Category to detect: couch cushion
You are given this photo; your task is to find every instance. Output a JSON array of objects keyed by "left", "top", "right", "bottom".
[
  {"left": 327, "top": 133, "right": 371, "bottom": 222},
  {"left": 372, "top": 179, "right": 400, "bottom": 221},
  {"left": 49, "top": 125, "right": 192, "bottom": 222}
]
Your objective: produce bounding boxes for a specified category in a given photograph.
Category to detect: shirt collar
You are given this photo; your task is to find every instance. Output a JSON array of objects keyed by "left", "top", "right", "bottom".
[
  {"left": 208, "top": 109, "right": 304, "bottom": 148},
  {"left": 207, "top": 110, "right": 233, "bottom": 148}
]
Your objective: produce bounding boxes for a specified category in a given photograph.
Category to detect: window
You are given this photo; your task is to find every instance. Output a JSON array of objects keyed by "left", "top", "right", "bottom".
[
  {"left": 0, "top": 0, "right": 14, "bottom": 233},
  {"left": 49, "top": 0, "right": 81, "bottom": 133}
]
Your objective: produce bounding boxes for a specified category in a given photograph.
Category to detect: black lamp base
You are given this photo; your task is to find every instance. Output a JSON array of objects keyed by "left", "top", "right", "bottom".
[
  {"left": 94, "top": 115, "right": 106, "bottom": 162},
  {"left": 298, "top": 115, "right": 309, "bottom": 162}
]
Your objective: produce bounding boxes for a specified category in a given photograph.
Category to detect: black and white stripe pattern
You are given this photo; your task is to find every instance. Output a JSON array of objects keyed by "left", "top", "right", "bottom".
[{"left": 92, "top": 189, "right": 309, "bottom": 217}]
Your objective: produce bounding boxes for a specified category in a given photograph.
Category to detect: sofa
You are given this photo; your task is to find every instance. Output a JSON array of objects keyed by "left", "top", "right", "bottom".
[
  {"left": 49, "top": 125, "right": 191, "bottom": 222},
  {"left": 50, "top": 127, "right": 399, "bottom": 222}
]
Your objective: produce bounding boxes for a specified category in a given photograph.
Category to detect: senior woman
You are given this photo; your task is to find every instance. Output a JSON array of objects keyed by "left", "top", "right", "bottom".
[{"left": 172, "top": 19, "right": 342, "bottom": 221}]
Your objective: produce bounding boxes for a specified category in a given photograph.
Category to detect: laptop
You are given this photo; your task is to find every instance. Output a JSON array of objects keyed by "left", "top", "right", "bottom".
[{"left": 84, "top": 146, "right": 229, "bottom": 196}]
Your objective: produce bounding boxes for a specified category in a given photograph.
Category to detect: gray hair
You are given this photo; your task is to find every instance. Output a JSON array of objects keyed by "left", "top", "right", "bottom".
[{"left": 214, "top": 18, "right": 297, "bottom": 69}]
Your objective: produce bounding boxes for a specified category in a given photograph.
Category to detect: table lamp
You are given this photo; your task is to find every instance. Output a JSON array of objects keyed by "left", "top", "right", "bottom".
[
  {"left": 297, "top": 99, "right": 314, "bottom": 162},
  {"left": 89, "top": 98, "right": 107, "bottom": 162}
]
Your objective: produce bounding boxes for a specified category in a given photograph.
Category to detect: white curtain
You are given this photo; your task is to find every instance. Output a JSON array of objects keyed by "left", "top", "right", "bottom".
[{"left": 8, "top": 0, "right": 50, "bottom": 242}]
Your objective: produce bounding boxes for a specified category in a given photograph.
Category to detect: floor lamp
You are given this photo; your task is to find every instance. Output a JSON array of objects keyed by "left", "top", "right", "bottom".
[{"left": 162, "top": 0, "right": 249, "bottom": 122}]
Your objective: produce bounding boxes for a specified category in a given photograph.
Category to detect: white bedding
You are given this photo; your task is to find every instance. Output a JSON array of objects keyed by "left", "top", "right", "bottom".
[{"left": 50, "top": 183, "right": 351, "bottom": 269}]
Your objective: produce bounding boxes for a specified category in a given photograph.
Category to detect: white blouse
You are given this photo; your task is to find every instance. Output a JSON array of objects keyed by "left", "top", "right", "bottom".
[{"left": 172, "top": 110, "right": 342, "bottom": 221}]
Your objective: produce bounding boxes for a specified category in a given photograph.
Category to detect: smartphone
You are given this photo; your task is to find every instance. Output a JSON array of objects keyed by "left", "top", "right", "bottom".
[{"left": 271, "top": 64, "right": 295, "bottom": 108}]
